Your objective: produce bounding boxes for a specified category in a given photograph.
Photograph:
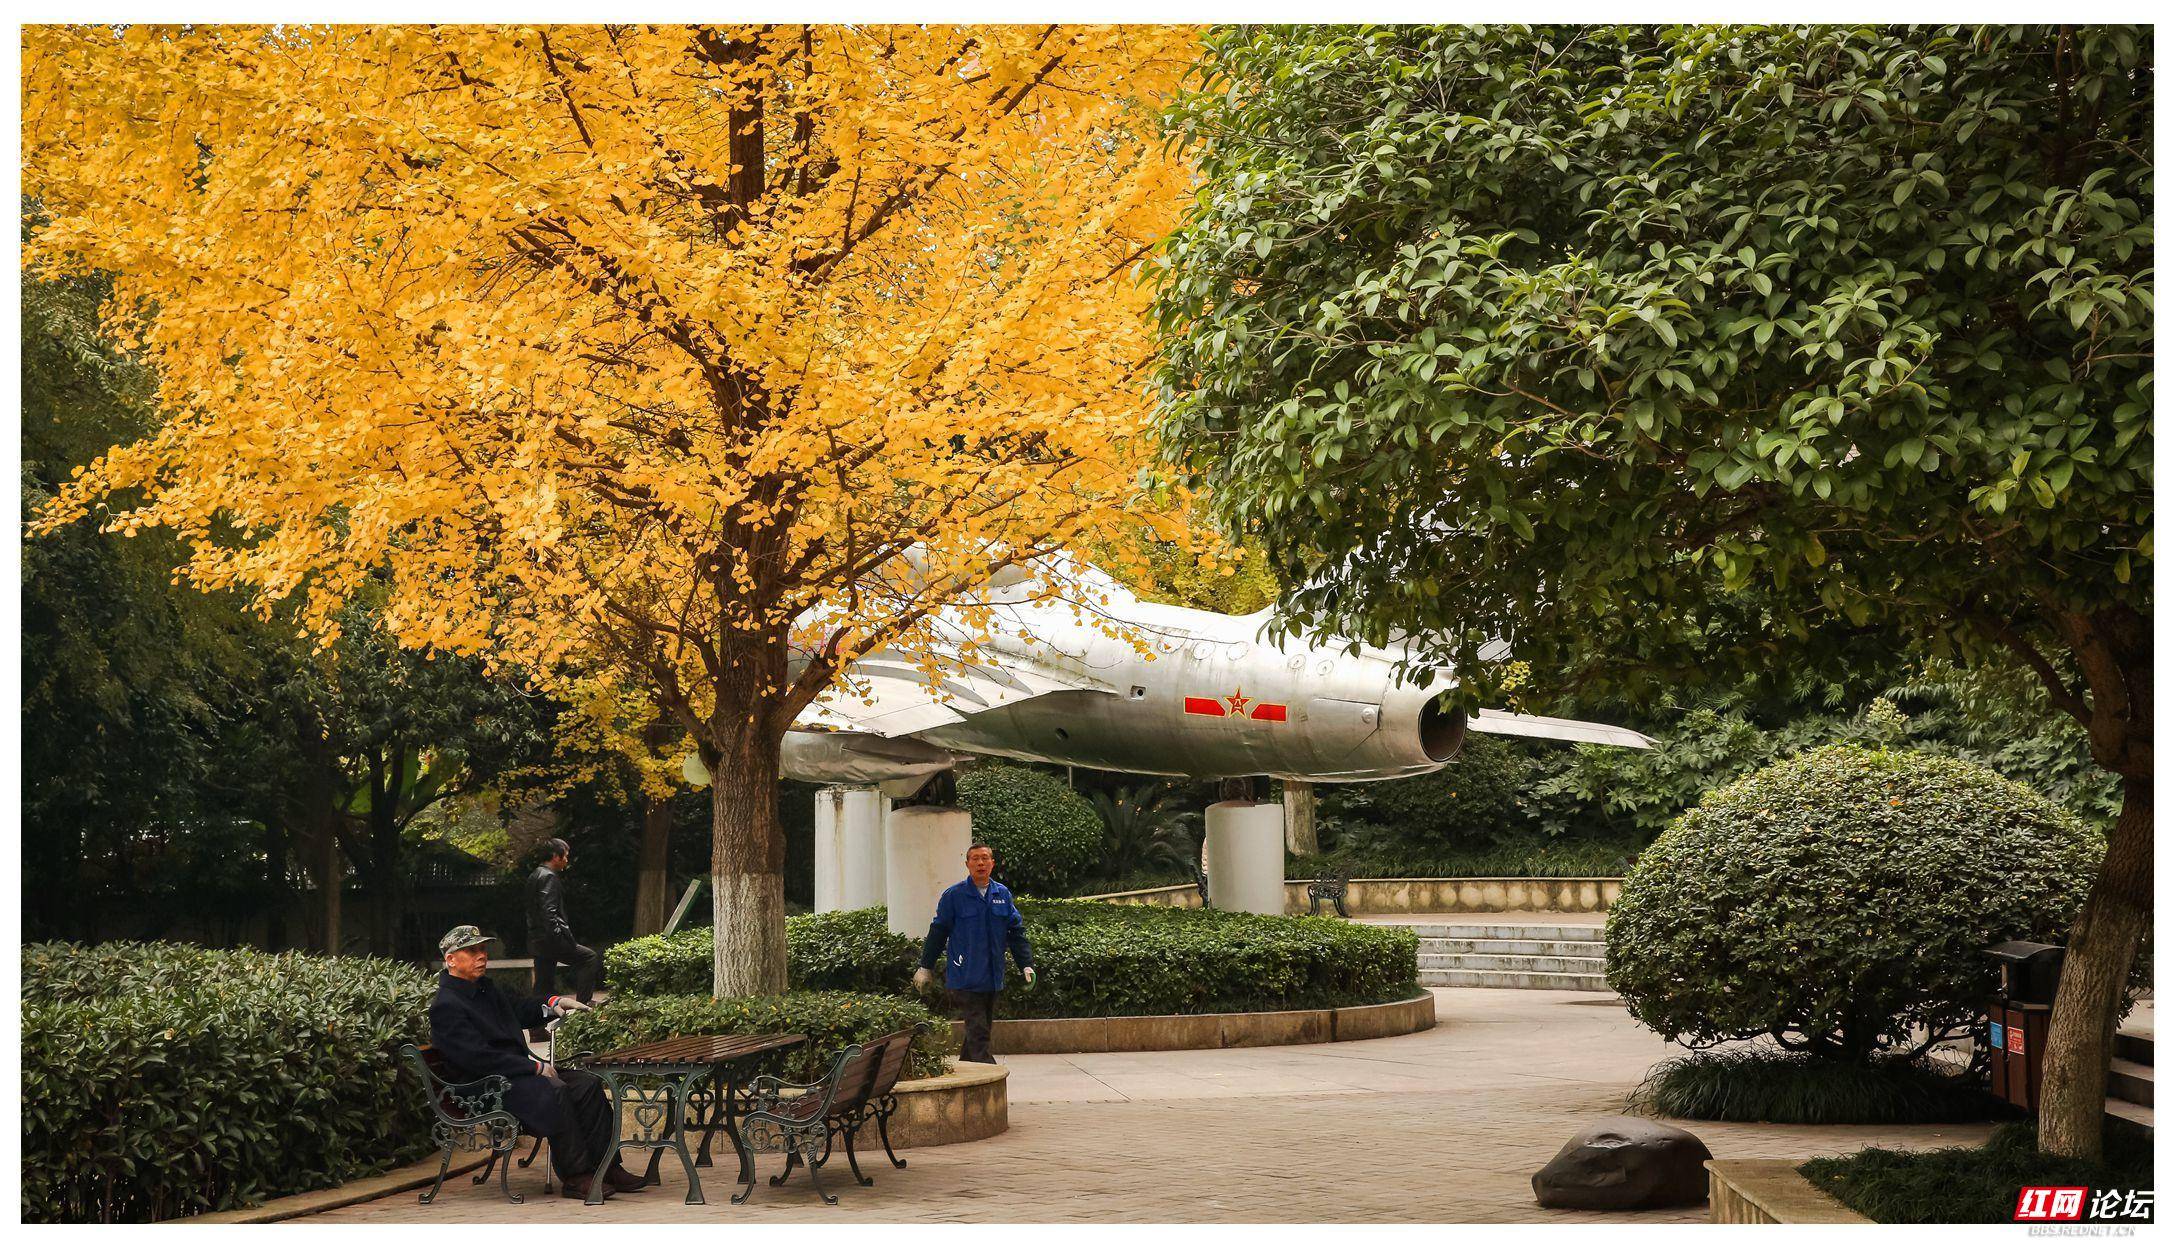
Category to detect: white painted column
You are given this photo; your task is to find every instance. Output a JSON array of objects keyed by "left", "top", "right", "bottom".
[
  {"left": 1204, "top": 800, "right": 1286, "bottom": 915},
  {"left": 884, "top": 806, "right": 973, "bottom": 937},
  {"left": 814, "top": 786, "right": 890, "bottom": 913}
]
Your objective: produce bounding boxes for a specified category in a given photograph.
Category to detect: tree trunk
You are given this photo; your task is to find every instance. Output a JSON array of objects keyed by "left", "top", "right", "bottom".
[
  {"left": 2037, "top": 775, "right": 2152, "bottom": 1159},
  {"left": 633, "top": 792, "right": 674, "bottom": 937},
  {"left": 709, "top": 726, "right": 789, "bottom": 996},
  {"left": 319, "top": 821, "right": 345, "bottom": 955},
  {"left": 260, "top": 824, "right": 290, "bottom": 951},
  {"left": 1282, "top": 780, "right": 1319, "bottom": 855}
]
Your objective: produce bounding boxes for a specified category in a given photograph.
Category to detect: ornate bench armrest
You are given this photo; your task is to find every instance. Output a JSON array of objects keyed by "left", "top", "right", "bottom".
[
  {"left": 436, "top": 1073, "right": 513, "bottom": 1121},
  {"left": 742, "top": 1074, "right": 826, "bottom": 1116}
]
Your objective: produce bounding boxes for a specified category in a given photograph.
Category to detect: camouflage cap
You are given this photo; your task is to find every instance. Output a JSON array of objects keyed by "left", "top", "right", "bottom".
[{"left": 438, "top": 925, "right": 499, "bottom": 955}]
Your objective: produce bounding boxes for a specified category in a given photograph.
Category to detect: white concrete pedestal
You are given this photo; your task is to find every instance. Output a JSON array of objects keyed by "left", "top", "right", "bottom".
[
  {"left": 1204, "top": 800, "right": 1286, "bottom": 914},
  {"left": 884, "top": 806, "right": 973, "bottom": 937},
  {"left": 814, "top": 786, "right": 890, "bottom": 913}
]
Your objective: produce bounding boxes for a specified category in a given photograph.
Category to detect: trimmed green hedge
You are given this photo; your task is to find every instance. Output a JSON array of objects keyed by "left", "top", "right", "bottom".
[
  {"left": 957, "top": 765, "right": 1104, "bottom": 895},
  {"left": 22, "top": 942, "right": 435, "bottom": 1223},
  {"left": 606, "top": 901, "right": 1420, "bottom": 1019},
  {"left": 609, "top": 909, "right": 920, "bottom": 998},
  {"left": 558, "top": 991, "right": 950, "bottom": 1081}
]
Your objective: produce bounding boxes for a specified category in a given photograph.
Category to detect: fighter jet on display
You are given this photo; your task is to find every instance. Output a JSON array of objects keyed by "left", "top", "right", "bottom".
[{"left": 723, "top": 558, "right": 1652, "bottom": 797}]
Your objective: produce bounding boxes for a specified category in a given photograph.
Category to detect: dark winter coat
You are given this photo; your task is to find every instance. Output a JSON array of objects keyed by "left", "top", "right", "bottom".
[{"left": 428, "top": 970, "right": 566, "bottom": 1134}]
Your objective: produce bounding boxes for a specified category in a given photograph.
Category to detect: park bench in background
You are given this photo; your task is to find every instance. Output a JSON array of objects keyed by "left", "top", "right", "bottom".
[
  {"left": 399, "top": 1043, "right": 525, "bottom": 1205},
  {"left": 1308, "top": 866, "right": 1352, "bottom": 917}
]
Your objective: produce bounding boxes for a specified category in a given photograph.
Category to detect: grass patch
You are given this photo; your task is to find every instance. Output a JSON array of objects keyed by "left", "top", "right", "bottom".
[
  {"left": 1802, "top": 1122, "right": 2155, "bottom": 1223},
  {"left": 1629, "top": 1048, "right": 2017, "bottom": 1124}
]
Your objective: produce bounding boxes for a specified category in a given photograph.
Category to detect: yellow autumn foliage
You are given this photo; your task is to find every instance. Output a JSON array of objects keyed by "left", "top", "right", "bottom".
[
  {"left": 25, "top": 23, "right": 1201, "bottom": 992},
  {"left": 25, "top": 22, "right": 1197, "bottom": 738}
]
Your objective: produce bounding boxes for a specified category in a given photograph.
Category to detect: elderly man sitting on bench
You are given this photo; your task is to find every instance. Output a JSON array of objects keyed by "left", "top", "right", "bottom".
[{"left": 428, "top": 925, "right": 648, "bottom": 1202}]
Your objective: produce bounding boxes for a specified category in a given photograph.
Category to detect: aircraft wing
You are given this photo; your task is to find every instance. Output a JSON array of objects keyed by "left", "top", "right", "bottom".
[
  {"left": 1469, "top": 708, "right": 1655, "bottom": 750},
  {"left": 799, "top": 653, "right": 1116, "bottom": 739}
]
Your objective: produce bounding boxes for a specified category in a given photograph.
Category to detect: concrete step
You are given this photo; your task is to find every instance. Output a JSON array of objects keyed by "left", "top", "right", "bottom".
[
  {"left": 2108, "top": 1058, "right": 2154, "bottom": 1107},
  {"left": 1419, "top": 937, "right": 1608, "bottom": 958},
  {"left": 2116, "top": 1028, "right": 2153, "bottom": 1067},
  {"left": 1420, "top": 952, "right": 1609, "bottom": 975},
  {"left": 1421, "top": 968, "right": 1614, "bottom": 991},
  {"left": 2106, "top": 1097, "right": 2153, "bottom": 1132},
  {"left": 1402, "top": 923, "right": 1604, "bottom": 942}
]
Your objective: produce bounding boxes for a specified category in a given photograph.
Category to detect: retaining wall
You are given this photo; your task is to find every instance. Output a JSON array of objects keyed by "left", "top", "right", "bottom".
[{"left": 1083, "top": 877, "right": 1626, "bottom": 914}]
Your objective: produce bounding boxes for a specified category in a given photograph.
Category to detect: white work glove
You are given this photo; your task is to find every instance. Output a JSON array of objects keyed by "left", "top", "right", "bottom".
[
  {"left": 548, "top": 996, "right": 590, "bottom": 1017},
  {"left": 912, "top": 967, "right": 934, "bottom": 991},
  {"left": 1021, "top": 966, "right": 1037, "bottom": 987}
]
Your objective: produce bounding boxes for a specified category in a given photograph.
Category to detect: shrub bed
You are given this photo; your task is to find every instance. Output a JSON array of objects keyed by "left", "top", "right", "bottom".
[
  {"left": 22, "top": 941, "right": 435, "bottom": 1223},
  {"left": 609, "top": 908, "right": 919, "bottom": 997},
  {"left": 608, "top": 901, "right": 1420, "bottom": 1020},
  {"left": 1629, "top": 1049, "right": 2015, "bottom": 1124},
  {"left": 557, "top": 991, "right": 950, "bottom": 1081},
  {"left": 1802, "top": 1123, "right": 2154, "bottom": 1223}
]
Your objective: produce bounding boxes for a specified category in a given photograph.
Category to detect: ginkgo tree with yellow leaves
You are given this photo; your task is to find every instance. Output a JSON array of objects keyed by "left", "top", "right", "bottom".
[{"left": 24, "top": 23, "right": 1197, "bottom": 994}]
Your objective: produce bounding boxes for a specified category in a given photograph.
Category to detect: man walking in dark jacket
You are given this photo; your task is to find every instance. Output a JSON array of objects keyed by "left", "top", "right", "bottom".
[
  {"left": 914, "top": 844, "right": 1035, "bottom": 1064},
  {"left": 429, "top": 926, "right": 648, "bottom": 1201},
  {"left": 527, "top": 838, "right": 600, "bottom": 1003}
]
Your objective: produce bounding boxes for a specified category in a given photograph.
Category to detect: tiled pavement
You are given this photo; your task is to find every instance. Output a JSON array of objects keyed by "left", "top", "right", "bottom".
[{"left": 309, "top": 987, "right": 1997, "bottom": 1223}]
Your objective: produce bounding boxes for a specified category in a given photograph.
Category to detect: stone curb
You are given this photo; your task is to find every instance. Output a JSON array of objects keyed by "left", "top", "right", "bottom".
[
  {"left": 950, "top": 992, "right": 1436, "bottom": 1054},
  {"left": 176, "top": 1150, "right": 496, "bottom": 1223},
  {"left": 1705, "top": 1159, "right": 1872, "bottom": 1224}
]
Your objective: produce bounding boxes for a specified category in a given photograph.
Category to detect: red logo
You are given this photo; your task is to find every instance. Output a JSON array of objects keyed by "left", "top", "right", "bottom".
[
  {"left": 2005, "top": 1026, "right": 2025, "bottom": 1054},
  {"left": 1183, "top": 689, "right": 1289, "bottom": 722},
  {"left": 2015, "top": 1187, "right": 2087, "bottom": 1221}
]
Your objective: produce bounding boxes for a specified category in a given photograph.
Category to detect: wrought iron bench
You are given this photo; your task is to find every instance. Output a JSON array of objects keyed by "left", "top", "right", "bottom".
[
  {"left": 731, "top": 1041, "right": 884, "bottom": 1205},
  {"left": 400, "top": 1043, "right": 525, "bottom": 1205},
  {"left": 856, "top": 1024, "right": 931, "bottom": 1174},
  {"left": 794, "top": 1023, "right": 928, "bottom": 1186},
  {"left": 1307, "top": 865, "right": 1352, "bottom": 917}
]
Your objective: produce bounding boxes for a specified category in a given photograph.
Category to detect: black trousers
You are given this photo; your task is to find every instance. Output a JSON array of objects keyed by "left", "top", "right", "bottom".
[
  {"left": 536, "top": 1068, "right": 620, "bottom": 1182},
  {"left": 532, "top": 937, "right": 601, "bottom": 1004},
  {"left": 949, "top": 989, "right": 998, "bottom": 1064}
]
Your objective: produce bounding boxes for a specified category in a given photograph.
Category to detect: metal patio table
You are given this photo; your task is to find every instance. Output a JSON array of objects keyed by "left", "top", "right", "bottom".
[{"left": 576, "top": 1032, "right": 807, "bottom": 1205}]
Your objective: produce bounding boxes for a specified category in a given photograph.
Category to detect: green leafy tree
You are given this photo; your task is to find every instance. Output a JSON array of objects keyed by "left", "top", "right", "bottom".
[
  {"left": 1156, "top": 25, "right": 2148, "bottom": 1156},
  {"left": 21, "top": 269, "right": 311, "bottom": 942}
]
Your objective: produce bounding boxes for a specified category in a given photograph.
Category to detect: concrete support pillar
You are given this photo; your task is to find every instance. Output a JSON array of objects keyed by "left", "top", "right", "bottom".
[
  {"left": 1204, "top": 800, "right": 1286, "bottom": 914},
  {"left": 884, "top": 806, "right": 972, "bottom": 937},
  {"left": 814, "top": 786, "right": 890, "bottom": 914},
  {"left": 1282, "top": 780, "right": 1319, "bottom": 856}
]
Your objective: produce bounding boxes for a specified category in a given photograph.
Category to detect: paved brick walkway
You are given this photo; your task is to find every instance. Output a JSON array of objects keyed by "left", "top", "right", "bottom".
[{"left": 309, "top": 988, "right": 1996, "bottom": 1223}]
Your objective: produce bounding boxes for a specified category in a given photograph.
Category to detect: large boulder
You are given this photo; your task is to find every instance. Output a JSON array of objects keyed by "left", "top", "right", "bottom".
[{"left": 1531, "top": 1117, "right": 1713, "bottom": 1210}]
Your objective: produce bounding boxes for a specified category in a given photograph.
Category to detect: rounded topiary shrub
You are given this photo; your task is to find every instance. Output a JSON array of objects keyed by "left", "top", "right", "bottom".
[
  {"left": 955, "top": 765, "right": 1103, "bottom": 896},
  {"left": 1607, "top": 745, "right": 2102, "bottom": 1062}
]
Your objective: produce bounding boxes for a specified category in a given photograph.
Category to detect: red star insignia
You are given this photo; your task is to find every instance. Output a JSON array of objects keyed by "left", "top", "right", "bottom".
[{"left": 1225, "top": 688, "right": 1250, "bottom": 714}]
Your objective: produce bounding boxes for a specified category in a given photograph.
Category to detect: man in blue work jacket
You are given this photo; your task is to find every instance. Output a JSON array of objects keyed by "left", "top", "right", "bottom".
[{"left": 914, "top": 843, "right": 1035, "bottom": 1064}]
